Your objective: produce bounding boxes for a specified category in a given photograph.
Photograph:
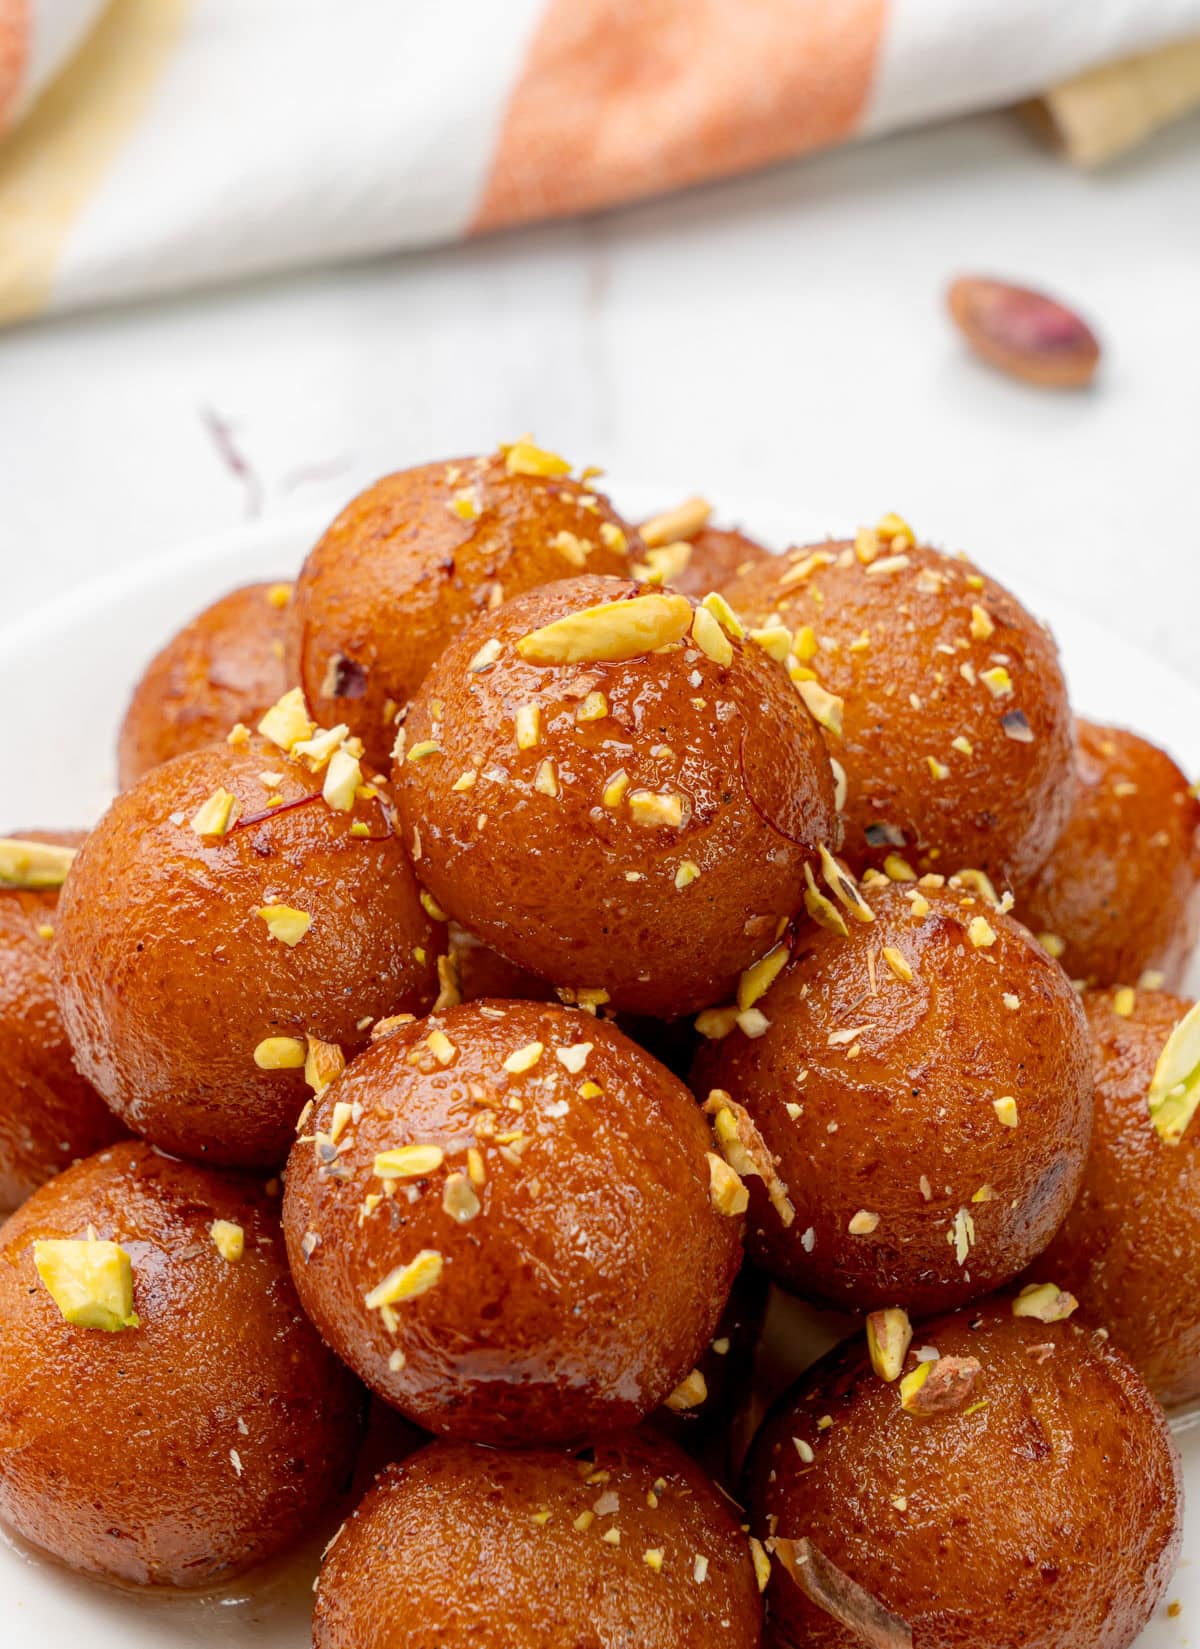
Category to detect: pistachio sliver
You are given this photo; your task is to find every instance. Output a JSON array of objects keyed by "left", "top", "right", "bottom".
[
  {"left": 0, "top": 837, "right": 77, "bottom": 890},
  {"left": 516, "top": 593, "right": 692, "bottom": 665},
  {"left": 1148, "top": 999, "right": 1200, "bottom": 1144}
]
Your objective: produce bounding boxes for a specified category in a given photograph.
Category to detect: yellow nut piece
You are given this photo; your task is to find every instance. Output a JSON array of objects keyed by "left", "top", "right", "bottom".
[
  {"left": 993, "top": 1095, "right": 1019, "bottom": 1127},
  {"left": 1112, "top": 986, "right": 1136, "bottom": 1018},
  {"left": 883, "top": 853, "right": 917, "bottom": 883},
  {"left": 210, "top": 1219, "right": 245, "bottom": 1262},
  {"left": 706, "top": 1152, "right": 749, "bottom": 1216},
  {"left": 967, "top": 916, "right": 997, "bottom": 949},
  {"left": 323, "top": 747, "right": 362, "bottom": 812},
  {"left": 516, "top": 593, "right": 693, "bottom": 666},
  {"left": 257, "top": 904, "right": 312, "bottom": 947},
  {"left": 504, "top": 438, "right": 571, "bottom": 478},
  {"left": 305, "top": 1035, "right": 346, "bottom": 1095},
  {"left": 364, "top": 1249, "right": 444, "bottom": 1311},
  {"left": 293, "top": 722, "right": 351, "bottom": 769},
  {"left": 664, "top": 1368, "right": 708, "bottom": 1411},
  {"left": 257, "top": 687, "right": 315, "bottom": 751},
  {"left": 691, "top": 605, "right": 734, "bottom": 668},
  {"left": 898, "top": 1361, "right": 932, "bottom": 1412},
  {"left": 737, "top": 943, "right": 788, "bottom": 1011},
  {"left": 970, "top": 604, "right": 995, "bottom": 640},
  {"left": 1012, "top": 1282, "right": 1078, "bottom": 1323},
  {"left": 980, "top": 666, "right": 1014, "bottom": 699},
  {"left": 634, "top": 541, "right": 692, "bottom": 585},
  {"left": 0, "top": 837, "right": 77, "bottom": 890},
  {"left": 33, "top": 1233, "right": 139, "bottom": 1332},
  {"left": 882, "top": 946, "right": 913, "bottom": 984},
  {"left": 701, "top": 590, "right": 745, "bottom": 640},
  {"left": 675, "top": 859, "right": 701, "bottom": 890},
  {"left": 374, "top": 1144, "right": 446, "bottom": 1179},
  {"left": 803, "top": 862, "right": 849, "bottom": 938},
  {"left": 866, "top": 1308, "right": 913, "bottom": 1382},
  {"left": 515, "top": 702, "right": 543, "bottom": 750},
  {"left": 628, "top": 790, "right": 684, "bottom": 829},
  {"left": 503, "top": 1041, "right": 544, "bottom": 1074},
  {"left": 254, "top": 1035, "right": 307, "bottom": 1069},
  {"left": 190, "top": 787, "right": 239, "bottom": 837},
  {"left": 640, "top": 496, "right": 711, "bottom": 548},
  {"left": 1149, "top": 998, "right": 1200, "bottom": 1144},
  {"left": 748, "top": 625, "right": 792, "bottom": 663},
  {"left": 795, "top": 679, "right": 844, "bottom": 739}
]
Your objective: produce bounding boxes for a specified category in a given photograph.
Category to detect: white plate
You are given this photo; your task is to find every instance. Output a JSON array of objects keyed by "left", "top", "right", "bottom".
[{"left": 0, "top": 490, "right": 1196, "bottom": 1645}]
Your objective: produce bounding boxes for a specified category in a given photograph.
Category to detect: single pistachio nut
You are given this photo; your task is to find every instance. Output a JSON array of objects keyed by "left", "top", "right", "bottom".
[
  {"left": 375, "top": 1143, "right": 446, "bottom": 1179},
  {"left": 516, "top": 593, "right": 693, "bottom": 666},
  {"left": 0, "top": 837, "right": 77, "bottom": 890},
  {"left": 736, "top": 943, "right": 788, "bottom": 1011},
  {"left": 210, "top": 1219, "right": 245, "bottom": 1262},
  {"left": 706, "top": 1151, "right": 749, "bottom": 1217},
  {"left": 254, "top": 1035, "right": 307, "bottom": 1069},
  {"left": 866, "top": 1309, "right": 913, "bottom": 1382},
  {"left": 1012, "top": 1282, "right": 1078, "bottom": 1323},
  {"left": 33, "top": 1233, "right": 139, "bottom": 1331},
  {"left": 947, "top": 275, "right": 1100, "bottom": 390},
  {"left": 1149, "top": 998, "right": 1200, "bottom": 1144}
]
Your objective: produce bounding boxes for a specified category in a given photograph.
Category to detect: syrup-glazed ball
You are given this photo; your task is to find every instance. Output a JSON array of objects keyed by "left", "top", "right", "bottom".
[
  {"left": 393, "top": 574, "right": 839, "bottom": 1019},
  {"left": 1037, "top": 987, "right": 1200, "bottom": 1406},
  {"left": 0, "top": 833, "right": 125, "bottom": 1211},
  {"left": 447, "top": 922, "right": 554, "bottom": 1004},
  {"left": 117, "top": 581, "right": 290, "bottom": 787},
  {"left": 0, "top": 1141, "right": 362, "bottom": 1588},
  {"left": 723, "top": 525, "right": 1074, "bottom": 887},
  {"left": 282, "top": 1001, "right": 743, "bottom": 1445},
  {"left": 693, "top": 877, "right": 1092, "bottom": 1315},
  {"left": 746, "top": 1296, "right": 1181, "bottom": 1649},
  {"left": 635, "top": 495, "right": 772, "bottom": 600},
  {"left": 1016, "top": 720, "right": 1200, "bottom": 989},
  {"left": 55, "top": 706, "right": 445, "bottom": 1166},
  {"left": 313, "top": 1433, "right": 763, "bottom": 1649},
  {"left": 286, "top": 444, "right": 633, "bottom": 769}
]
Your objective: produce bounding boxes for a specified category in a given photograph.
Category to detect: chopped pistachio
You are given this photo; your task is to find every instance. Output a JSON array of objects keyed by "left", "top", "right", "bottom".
[
  {"left": 980, "top": 665, "right": 1014, "bottom": 699},
  {"left": 425, "top": 1030, "right": 457, "bottom": 1067},
  {"left": 1148, "top": 998, "right": 1200, "bottom": 1144},
  {"left": 254, "top": 1035, "right": 307, "bottom": 1070},
  {"left": 0, "top": 837, "right": 76, "bottom": 890},
  {"left": 707, "top": 1152, "right": 749, "bottom": 1216},
  {"left": 256, "top": 904, "right": 311, "bottom": 947},
  {"left": 967, "top": 916, "right": 996, "bottom": 949},
  {"left": 257, "top": 687, "right": 314, "bottom": 751},
  {"left": 190, "top": 787, "right": 239, "bottom": 837},
  {"left": 406, "top": 740, "right": 442, "bottom": 763},
  {"left": 691, "top": 605, "right": 734, "bottom": 667},
  {"left": 675, "top": 859, "right": 701, "bottom": 890},
  {"left": 867, "top": 1309, "right": 913, "bottom": 1382},
  {"left": 1113, "top": 986, "right": 1136, "bottom": 1018},
  {"left": 804, "top": 862, "right": 849, "bottom": 936},
  {"left": 993, "top": 1095, "right": 1019, "bottom": 1128},
  {"left": 515, "top": 703, "right": 543, "bottom": 750},
  {"left": 210, "top": 1219, "right": 245, "bottom": 1262},
  {"left": 374, "top": 1144, "right": 445, "bottom": 1179},
  {"left": 576, "top": 690, "right": 609, "bottom": 722},
  {"left": 504, "top": 438, "right": 571, "bottom": 478},
  {"left": 665, "top": 1368, "right": 708, "bottom": 1411},
  {"left": 503, "top": 1041, "right": 544, "bottom": 1075},
  {"left": 749, "top": 1537, "right": 771, "bottom": 1593},
  {"left": 641, "top": 496, "right": 711, "bottom": 548},
  {"left": 969, "top": 604, "right": 995, "bottom": 641},
  {"left": 628, "top": 789, "right": 683, "bottom": 828},
  {"left": 33, "top": 1233, "right": 139, "bottom": 1331},
  {"left": 795, "top": 678, "right": 844, "bottom": 738},
  {"left": 748, "top": 624, "right": 792, "bottom": 662},
  {"left": 517, "top": 592, "right": 692, "bottom": 665},
  {"left": 1012, "top": 1282, "right": 1077, "bottom": 1323},
  {"left": 364, "top": 1249, "right": 444, "bottom": 1310},
  {"left": 882, "top": 946, "right": 913, "bottom": 984},
  {"left": 883, "top": 853, "right": 917, "bottom": 882},
  {"left": 323, "top": 748, "right": 361, "bottom": 812},
  {"left": 737, "top": 943, "right": 788, "bottom": 1011}
]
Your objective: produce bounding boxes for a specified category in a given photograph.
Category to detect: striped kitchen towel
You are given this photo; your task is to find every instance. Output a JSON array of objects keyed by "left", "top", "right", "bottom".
[{"left": 1, "top": 0, "right": 1198, "bottom": 326}]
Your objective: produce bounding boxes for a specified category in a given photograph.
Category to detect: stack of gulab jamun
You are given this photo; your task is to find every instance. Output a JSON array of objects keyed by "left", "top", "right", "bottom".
[{"left": 1, "top": 447, "right": 1194, "bottom": 1649}]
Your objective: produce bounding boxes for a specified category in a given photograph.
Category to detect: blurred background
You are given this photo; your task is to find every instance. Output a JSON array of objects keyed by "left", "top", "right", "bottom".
[{"left": 0, "top": 0, "right": 1197, "bottom": 679}]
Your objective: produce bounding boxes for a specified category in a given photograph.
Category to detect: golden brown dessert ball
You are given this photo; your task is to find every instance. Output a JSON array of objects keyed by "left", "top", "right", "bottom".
[
  {"left": 54, "top": 731, "right": 444, "bottom": 1167},
  {"left": 286, "top": 448, "right": 633, "bottom": 769},
  {"left": 1016, "top": 720, "right": 1200, "bottom": 989},
  {"left": 746, "top": 1297, "right": 1181, "bottom": 1649},
  {"left": 393, "top": 574, "right": 839, "bottom": 1019},
  {"left": 1037, "top": 987, "right": 1200, "bottom": 1406},
  {"left": 0, "top": 1140, "right": 362, "bottom": 1588},
  {"left": 282, "top": 1000, "right": 742, "bottom": 1445},
  {"left": 313, "top": 1432, "right": 762, "bottom": 1649},
  {"left": 0, "top": 831, "right": 125, "bottom": 1212},
  {"left": 693, "top": 879, "right": 1092, "bottom": 1315},
  {"left": 638, "top": 525, "right": 773, "bottom": 599},
  {"left": 117, "top": 581, "right": 290, "bottom": 787},
  {"left": 447, "top": 921, "right": 553, "bottom": 1003},
  {"left": 723, "top": 534, "right": 1074, "bottom": 887}
]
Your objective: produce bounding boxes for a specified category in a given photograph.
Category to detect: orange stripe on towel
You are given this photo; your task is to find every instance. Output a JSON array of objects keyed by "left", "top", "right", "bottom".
[
  {"left": 473, "top": 0, "right": 887, "bottom": 233},
  {"left": 0, "top": 0, "right": 29, "bottom": 130}
]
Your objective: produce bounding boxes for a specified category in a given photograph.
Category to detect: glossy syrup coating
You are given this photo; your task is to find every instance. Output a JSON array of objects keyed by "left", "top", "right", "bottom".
[
  {"left": 447, "top": 921, "right": 554, "bottom": 1004},
  {"left": 724, "top": 540, "right": 1074, "bottom": 887},
  {"left": 0, "top": 830, "right": 125, "bottom": 1212},
  {"left": 54, "top": 739, "right": 444, "bottom": 1167},
  {"left": 286, "top": 454, "right": 633, "bottom": 768},
  {"left": 1015, "top": 720, "right": 1200, "bottom": 989},
  {"left": 747, "top": 1298, "right": 1181, "bottom": 1649},
  {"left": 0, "top": 1141, "right": 363, "bottom": 1588},
  {"left": 313, "top": 1433, "right": 762, "bottom": 1649},
  {"left": 694, "top": 881, "right": 1092, "bottom": 1315},
  {"left": 282, "top": 1001, "right": 742, "bottom": 1445},
  {"left": 1037, "top": 988, "right": 1200, "bottom": 1406},
  {"left": 117, "top": 582, "right": 290, "bottom": 787},
  {"left": 393, "top": 574, "right": 839, "bottom": 1019},
  {"left": 665, "top": 526, "right": 773, "bottom": 600}
]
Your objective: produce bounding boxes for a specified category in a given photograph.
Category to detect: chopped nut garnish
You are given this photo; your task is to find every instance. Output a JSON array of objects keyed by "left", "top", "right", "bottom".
[
  {"left": 253, "top": 1035, "right": 307, "bottom": 1069},
  {"left": 865, "top": 553, "right": 911, "bottom": 578},
  {"left": 692, "top": 605, "right": 733, "bottom": 667},
  {"left": 374, "top": 1144, "right": 445, "bottom": 1179},
  {"left": 967, "top": 916, "right": 996, "bottom": 949},
  {"left": 804, "top": 863, "right": 850, "bottom": 937},
  {"left": 665, "top": 1369, "right": 708, "bottom": 1411},
  {"left": 818, "top": 845, "right": 874, "bottom": 924},
  {"left": 1149, "top": 997, "right": 1200, "bottom": 1143},
  {"left": 644, "top": 1547, "right": 665, "bottom": 1573},
  {"left": 675, "top": 859, "right": 701, "bottom": 889},
  {"left": 304, "top": 1036, "right": 345, "bottom": 1095},
  {"left": 705, "top": 1090, "right": 794, "bottom": 1225},
  {"left": 641, "top": 496, "right": 711, "bottom": 547},
  {"left": 517, "top": 592, "right": 692, "bottom": 665},
  {"left": 534, "top": 758, "right": 559, "bottom": 797},
  {"left": 900, "top": 1354, "right": 982, "bottom": 1415},
  {"left": 468, "top": 638, "right": 502, "bottom": 672},
  {"left": 323, "top": 748, "right": 362, "bottom": 812},
  {"left": 867, "top": 1309, "right": 913, "bottom": 1382},
  {"left": 693, "top": 1554, "right": 709, "bottom": 1584},
  {"left": 599, "top": 521, "right": 627, "bottom": 554},
  {"left": 749, "top": 1537, "right": 772, "bottom": 1593},
  {"left": 442, "top": 1173, "right": 481, "bottom": 1223},
  {"left": 33, "top": 1231, "right": 139, "bottom": 1332},
  {"left": 748, "top": 624, "right": 792, "bottom": 662},
  {"left": 1113, "top": 986, "right": 1136, "bottom": 1018},
  {"left": 628, "top": 789, "right": 684, "bottom": 828},
  {"left": 210, "top": 1219, "right": 245, "bottom": 1262},
  {"left": 795, "top": 678, "right": 844, "bottom": 738},
  {"left": 707, "top": 1152, "right": 749, "bottom": 1216},
  {"left": 503, "top": 1041, "right": 544, "bottom": 1074},
  {"left": 848, "top": 1210, "right": 879, "bottom": 1236},
  {"left": 258, "top": 687, "right": 315, "bottom": 751},
  {"left": 364, "top": 1249, "right": 444, "bottom": 1310},
  {"left": 737, "top": 944, "right": 788, "bottom": 1011},
  {"left": 0, "top": 838, "right": 77, "bottom": 890},
  {"left": 554, "top": 1042, "right": 592, "bottom": 1074},
  {"left": 993, "top": 1095, "right": 1019, "bottom": 1128},
  {"left": 406, "top": 740, "right": 442, "bottom": 763},
  {"left": 515, "top": 703, "right": 543, "bottom": 750},
  {"left": 504, "top": 438, "right": 571, "bottom": 478},
  {"left": 424, "top": 1030, "right": 457, "bottom": 1066},
  {"left": 1013, "top": 1282, "right": 1077, "bottom": 1323},
  {"left": 980, "top": 665, "right": 1014, "bottom": 698},
  {"left": 256, "top": 904, "right": 311, "bottom": 947},
  {"left": 702, "top": 590, "right": 745, "bottom": 638},
  {"left": 883, "top": 853, "right": 917, "bottom": 882},
  {"left": 969, "top": 604, "right": 994, "bottom": 640},
  {"left": 576, "top": 690, "right": 609, "bottom": 722},
  {"left": 35, "top": 922, "right": 54, "bottom": 939},
  {"left": 882, "top": 946, "right": 913, "bottom": 984},
  {"left": 189, "top": 787, "right": 239, "bottom": 837}
]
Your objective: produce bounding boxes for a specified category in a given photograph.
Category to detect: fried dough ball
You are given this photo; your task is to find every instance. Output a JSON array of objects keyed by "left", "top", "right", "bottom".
[
  {"left": 746, "top": 1297, "right": 1181, "bottom": 1649},
  {"left": 54, "top": 734, "right": 444, "bottom": 1166},
  {"left": 286, "top": 450, "right": 633, "bottom": 768},
  {"left": 0, "top": 831, "right": 125, "bottom": 1212},
  {"left": 724, "top": 536, "right": 1074, "bottom": 887},
  {"left": 1015, "top": 720, "right": 1200, "bottom": 989},
  {"left": 313, "top": 1433, "right": 762, "bottom": 1649},
  {"left": 693, "top": 880, "right": 1092, "bottom": 1315},
  {"left": 282, "top": 1001, "right": 742, "bottom": 1445},
  {"left": 393, "top": 575, "right": 839, "bottom": 1019},
  {"left": 117, "top": 582, "right": 290, "bottom": 787},
  {"left": 0, "top": 1141, "right": 362, "bottom": 1588},
  {"left": 639, "top": 526, "right": 772, "bottom": 600},
  {"left": 1037, "top": 988, "right": 1200, "bottom": 1406},
  {"left": 447, "top": 921, "right": 553, "bottom": 1004}
]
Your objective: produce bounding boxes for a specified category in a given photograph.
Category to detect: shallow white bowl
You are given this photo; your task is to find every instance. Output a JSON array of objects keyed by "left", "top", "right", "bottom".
[{"left": 0, "top": 493, "right": 1195, "bottom": 1644}]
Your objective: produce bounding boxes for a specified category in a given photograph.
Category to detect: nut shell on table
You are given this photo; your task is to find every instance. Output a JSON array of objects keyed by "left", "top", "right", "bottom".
[
  {"left": 393, "top": 573, "right": 839, "bottom": 1019},
  {"left": 53, "top": 738, "right": 444, "bottom": 1166},
  {"left": 947, "top": 275, "right": 1101, "bottom": 390},
  {"left": 313, "top": 1432, "right": 762, "bottom": 1649},
  {"left": 1015, "top": 720, "right": 1200, "bottom": 990},
  {"left": 117, "top": 581, "right": 290, "bottom": 787},
  {"left": 693, "top": 881, "right": 1092, "bottom": 1315},
  {"left": 747, "top": 1297, "right": 1181, "bottom": 1649},
  {"left": 1036, "top": 988, "right": 1200, "bottom": 1407},
  {"left": 286, "top": 450, "right": 633, "bottom": 769},
  {"left": 0, "top": 829, "right": 125, "bottom": 1212},
  {"left": 723, "top": 539, "right": 1074, "bottom": 889},
  {"left": 282, "top": 1001, "right": 742, "bottom": 1445},
  {"left": 0, "top": 1140, "right": 363, "bottom": 1588}
]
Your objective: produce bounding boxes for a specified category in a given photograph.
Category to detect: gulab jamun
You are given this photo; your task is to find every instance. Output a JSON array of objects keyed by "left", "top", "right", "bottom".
[
  {"left": 0, "top": 1140, "right": 362, "bottom": 1588},
  {"left": 313, "top": 1432, "right": 763, "bottom": 1648},
  {"left": 286, "top": 445, "right": 633, "bottom": 768},
  {"left": 723, "top": 526, "right": 1074, "bottom": 887},
  {"left": 747, "top": 1295, "right": 1181, "bottom": 1649},
  {"left": 1037, "top": 986, "right": 1200, "bottom": 1406},
  {"left": 117, "top": 581, "right": 291, "bottom": 787},
  {"left": 693, "top": 876, "right": 1092, "bottom": 1315},
  {"left": 282, "top": 1000, "right": 742, "bottom": 1444},
  {"left": 393, "top": 574, "right": 839, "bottom": 1019},
  {"left": 55, "top": 705, "right": 445, "bottom": 1166},
  {"left": 636, "top": 497, "right": 772, "bottom": 599},
  {"left": 0, "top": 832, "right": 124, "bottom": 1212},
  {"left": 1015, "top": 720, "right": 1200, "bottom": 989}
]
